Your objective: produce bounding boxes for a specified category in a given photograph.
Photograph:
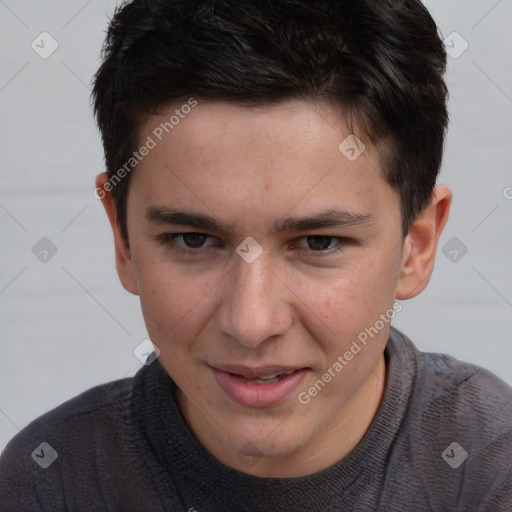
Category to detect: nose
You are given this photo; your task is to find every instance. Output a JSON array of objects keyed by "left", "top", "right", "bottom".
[{"left": 217, "top": 252, "right": 292, "bottom": 348}]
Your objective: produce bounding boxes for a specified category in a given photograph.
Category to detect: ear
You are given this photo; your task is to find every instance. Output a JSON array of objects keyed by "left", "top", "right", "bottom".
[
  {"left": 396, "top": 185, "right": 452, "bottom": 300},
  {"left": 95, "top": 173, "right": 139, "bottom": 295}
]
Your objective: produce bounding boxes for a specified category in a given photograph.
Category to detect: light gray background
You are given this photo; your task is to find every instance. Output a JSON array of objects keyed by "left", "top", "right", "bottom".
[{"left": 1, "top": 0, "right": 511, "bottom": 452}]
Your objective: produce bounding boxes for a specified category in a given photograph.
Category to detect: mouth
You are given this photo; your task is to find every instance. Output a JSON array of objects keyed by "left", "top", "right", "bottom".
[
  {"left": 232, "top": 370, "right": 296, "bottom": 384},
  {"left": 210, "top": 364, "right": 310, "bottom": 408}
]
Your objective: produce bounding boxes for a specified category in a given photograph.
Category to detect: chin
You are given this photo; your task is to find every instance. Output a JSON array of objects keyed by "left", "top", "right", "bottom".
[
  {"left": 235, "top": 438, "right": 299, "bottom": 460},
  {"left": 223, "top": 417, "right": 309, "bottom": 458}
]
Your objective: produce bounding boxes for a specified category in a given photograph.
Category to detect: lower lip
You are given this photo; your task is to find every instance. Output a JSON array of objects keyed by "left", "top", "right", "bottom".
[{"left": 212, "top": 368, "right": 309, "bottom": 408}]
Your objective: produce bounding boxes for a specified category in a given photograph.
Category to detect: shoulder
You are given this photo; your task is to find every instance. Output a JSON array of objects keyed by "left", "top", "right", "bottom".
[
  {"left": 399, "top": 335, "right": 512, "bottom": 509},
  {"left": 388, "top": 327, "right": 512, "bottom": 424},
  {"left": 416, "top": 346, "right": 512, "bottom": 426},
  {"left": 0, "top": 377, "right": 133, "bottom": 507},
  {"left": 4, "top": 375, "right": 134, "bottom": 447}
]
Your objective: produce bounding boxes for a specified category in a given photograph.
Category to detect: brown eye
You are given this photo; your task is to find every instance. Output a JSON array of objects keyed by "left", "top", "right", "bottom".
[
  {"left": 182, "top": 233, "right": 208, "bottom": 248},
  {"left": 306, "top": 236, "right": 334, "bottom": 251}
]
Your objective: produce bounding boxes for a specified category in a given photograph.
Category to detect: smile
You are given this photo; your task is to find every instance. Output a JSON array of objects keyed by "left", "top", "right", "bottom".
[{"left": 210, "top": 365, "right": 310, "bottom": 408}]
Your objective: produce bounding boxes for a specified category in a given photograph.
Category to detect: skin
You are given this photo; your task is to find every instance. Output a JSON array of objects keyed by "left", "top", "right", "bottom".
[{"left": 97, "top": 99, "right": 451, "bottom": 478}]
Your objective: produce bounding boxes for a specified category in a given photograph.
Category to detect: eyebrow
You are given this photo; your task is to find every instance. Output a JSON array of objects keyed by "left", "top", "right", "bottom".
[{"left": 145, "top": 207, "right": 374, "bottom": 233}]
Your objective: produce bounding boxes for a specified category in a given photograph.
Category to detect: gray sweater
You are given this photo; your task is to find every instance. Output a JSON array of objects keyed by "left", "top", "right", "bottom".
[{"left": 1, "top": 328, "right": 511, "bottom": 511}]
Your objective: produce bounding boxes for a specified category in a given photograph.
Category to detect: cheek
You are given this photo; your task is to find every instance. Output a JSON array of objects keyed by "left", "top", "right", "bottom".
[
  {"left": 133, "top": 252, "right": 214, "bottom": 343},
  {"left": 293, "top": 255, "right": 400, "bottom": 344}
]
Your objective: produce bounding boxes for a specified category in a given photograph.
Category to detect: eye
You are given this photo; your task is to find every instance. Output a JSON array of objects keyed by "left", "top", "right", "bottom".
[
  {"left": 293, "top": 236, "right": 348, "bottom": 256},
  {"left": 158, "top": 232, "right": 219, "bottom": 254},
  {"left": 175, "top": 233, "right": 211, "bottom": 248},
  {"left": 304, "top": 236, "right": 336, "bottom": 251}
]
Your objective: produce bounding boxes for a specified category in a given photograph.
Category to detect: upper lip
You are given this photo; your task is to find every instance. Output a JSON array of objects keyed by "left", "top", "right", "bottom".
[{"left": 210, "top": 364, "right": 307, "bottom": 379}]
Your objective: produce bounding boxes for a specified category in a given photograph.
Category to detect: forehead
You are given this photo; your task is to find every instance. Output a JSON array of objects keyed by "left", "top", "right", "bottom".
[
  {"left": 143, "top": 99, "right": 362, "bottom": 163},
  {"left": 130, "top": 99, "right": 398, "bottom": 231}
]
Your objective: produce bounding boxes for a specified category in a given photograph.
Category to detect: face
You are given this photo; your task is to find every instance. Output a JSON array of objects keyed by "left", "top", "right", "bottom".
[{"left": 100, "top": 99, "right": 448, "bottom": 477}]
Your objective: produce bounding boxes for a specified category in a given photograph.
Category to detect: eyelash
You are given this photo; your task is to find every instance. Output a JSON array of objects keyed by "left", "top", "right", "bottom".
[{"left": 156, "top": 233, "right": 349, "bottom": 258}]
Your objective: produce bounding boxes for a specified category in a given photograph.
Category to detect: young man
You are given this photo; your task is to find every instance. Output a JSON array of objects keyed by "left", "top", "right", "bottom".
[{"left": 1, "top": 0, "right": 511, "bottom": 510}]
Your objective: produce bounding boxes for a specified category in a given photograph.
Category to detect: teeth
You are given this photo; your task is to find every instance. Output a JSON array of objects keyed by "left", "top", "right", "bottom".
[
  {"left": 258, "top": 370, "right": 294, "bottom": 380},
  {"left": 258, "top": 373, "right": 281, "bottom": 380},
  {"left": 229, "top": 370, "right": 297, "bottom": 384},
  {"left": 246, "top": 370, "right": 295, "bottom": 384},
  {"left": 253, "top": 377, "right": 279, "bottom": 384}
]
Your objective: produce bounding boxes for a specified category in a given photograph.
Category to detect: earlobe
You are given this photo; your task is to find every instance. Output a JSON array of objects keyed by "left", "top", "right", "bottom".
[
  {"left": 95, "top": 173, "right": 139, "bottom": 295},
  {"left": 396, "top": 185, "right": 452, "bottom": 300}
]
